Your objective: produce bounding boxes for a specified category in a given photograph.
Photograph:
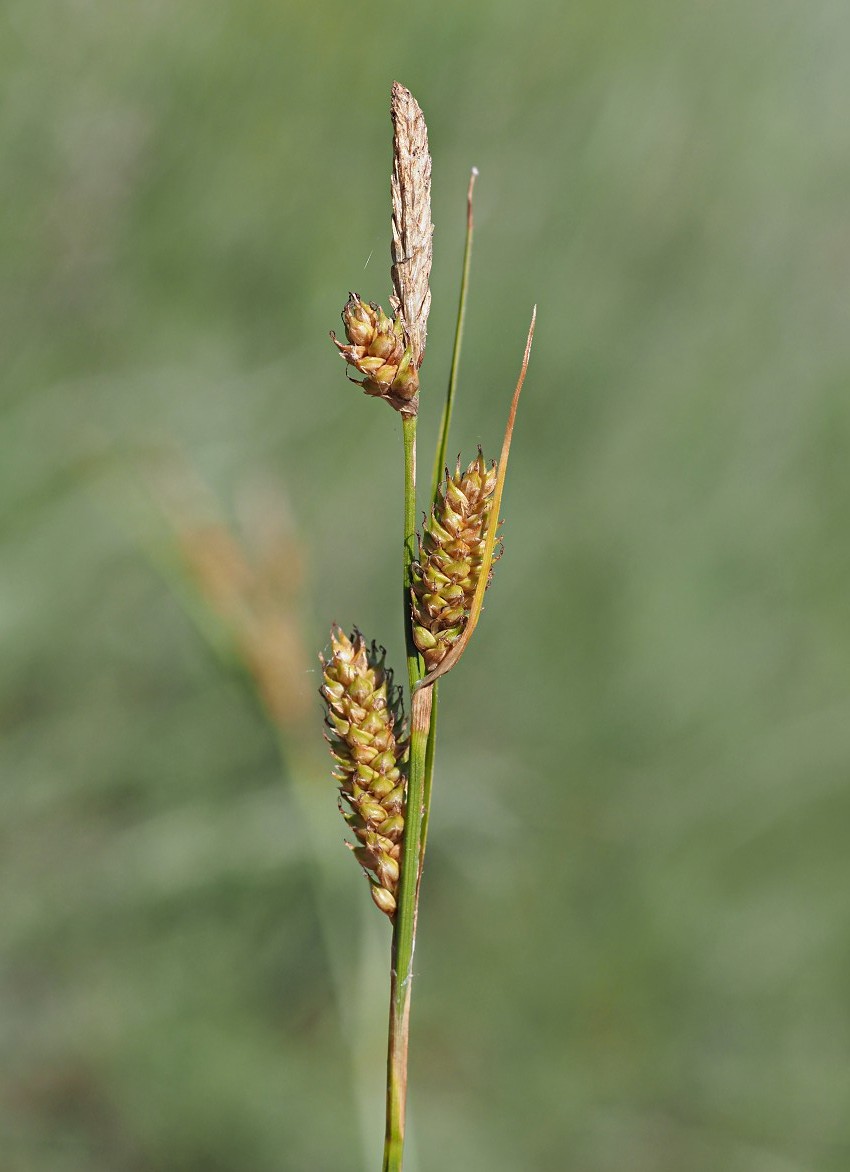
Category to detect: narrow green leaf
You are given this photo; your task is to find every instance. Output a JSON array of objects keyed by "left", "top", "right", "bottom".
[{"left": 430, "top": 167, "right": 478, "bottom": 504}]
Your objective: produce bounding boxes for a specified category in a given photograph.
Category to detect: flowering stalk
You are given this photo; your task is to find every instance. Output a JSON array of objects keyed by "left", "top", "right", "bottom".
[
  {"left": 321, "top": 82, "right": 533, "bottom": 1172},
  {"left": 382, "top": 80, "right": 434, "bottom": 1168}
]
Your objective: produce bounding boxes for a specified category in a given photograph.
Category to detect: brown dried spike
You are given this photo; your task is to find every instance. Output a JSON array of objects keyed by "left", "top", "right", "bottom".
[{"left": 390, "top": 82, "right": 433, "bottom": 372}]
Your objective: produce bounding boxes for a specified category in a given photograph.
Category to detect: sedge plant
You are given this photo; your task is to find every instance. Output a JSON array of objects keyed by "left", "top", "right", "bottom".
[{"left": 321, "top": 82, "right": 535, "bottom": 1172}]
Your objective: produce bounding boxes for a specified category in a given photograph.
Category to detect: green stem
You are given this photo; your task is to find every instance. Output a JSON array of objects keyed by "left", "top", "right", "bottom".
[
  {"left": 430, "top": 167, "right": 478, "bottom": 500},
  {"left": 418, "top": 682, "right": 438, "bottom": 869},
  {"left": 383, "top": 415, "right": 431, "bottom": 1172},
  {"left": 385, "top": 171, "right": 478, "bottom": 1168},
  {"left": 421, "top": 170, "right": 476, "bottom": 869},
  {"left": 401, "top": 415, "right": 421, "bottom": 691}
]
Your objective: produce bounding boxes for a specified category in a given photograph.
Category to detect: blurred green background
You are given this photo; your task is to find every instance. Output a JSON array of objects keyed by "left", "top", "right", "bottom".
[{"left": 3, "top": 2, "right": 849, "bottom": 1169}]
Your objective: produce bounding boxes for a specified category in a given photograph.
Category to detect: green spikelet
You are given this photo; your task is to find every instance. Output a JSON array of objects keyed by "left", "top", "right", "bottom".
[
  {"left": 410, "top": 450, "right": 499, "bottom": 672},
  {"left": 331, "top": 293, "right": 419, "bottom": 414},
  {"left": 320, "top": 627, "right": 408, "bottom": 918}
]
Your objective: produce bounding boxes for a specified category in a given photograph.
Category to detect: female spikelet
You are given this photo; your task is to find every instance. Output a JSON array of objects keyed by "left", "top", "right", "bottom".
[
  {"left": 320, "top": 628, "right": 408, "bottom": 917},
  {"left": 410, "top": 451, "right": 499, "bottom": 672}
]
